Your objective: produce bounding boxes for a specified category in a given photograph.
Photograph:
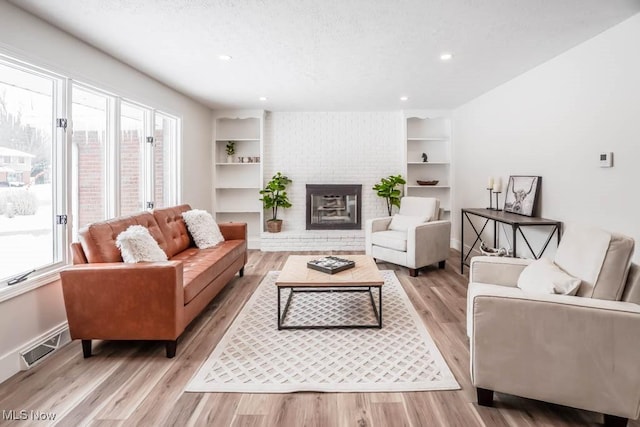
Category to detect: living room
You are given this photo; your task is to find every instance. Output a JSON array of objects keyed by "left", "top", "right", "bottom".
[{"left": 1, "top": 0, "right": 639, "bottom": 425}]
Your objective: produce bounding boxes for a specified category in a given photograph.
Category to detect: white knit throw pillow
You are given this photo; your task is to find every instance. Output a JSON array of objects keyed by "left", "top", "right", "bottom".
[
  {"left": 116, "top": 225, "right": 168, "bottom": 263},
  {"left": 182, "top": 209, "right": 225, "bottom": 249}
]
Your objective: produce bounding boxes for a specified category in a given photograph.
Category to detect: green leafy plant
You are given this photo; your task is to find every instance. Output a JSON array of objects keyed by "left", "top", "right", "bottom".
[
  {"left": 225, "top": 141, "right": 236, "bottom": 156},
  {"left": 372, "top": 174, "right": 406, "bottom": 216},
  {"left": 259, "top": 172, "right": 292, "bottom": 221}
]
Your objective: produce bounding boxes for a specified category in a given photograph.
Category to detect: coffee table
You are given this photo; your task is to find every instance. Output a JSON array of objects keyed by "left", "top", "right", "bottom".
[{"left": 275, "top": 255, "right": 384, "bottom": 330}]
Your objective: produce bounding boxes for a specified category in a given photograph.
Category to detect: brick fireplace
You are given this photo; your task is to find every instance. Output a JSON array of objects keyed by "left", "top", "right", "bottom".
[{"left": 306, "top": 184, "right": 362, "bottom": 230}]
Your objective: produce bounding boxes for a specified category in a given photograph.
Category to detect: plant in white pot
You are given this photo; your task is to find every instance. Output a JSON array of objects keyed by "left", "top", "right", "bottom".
[
  {"left": 225, "top": 141, "right": 236, "bottom": 163},
  {"left": 259, "top": 172, "right": 292, "bottom": 233}
]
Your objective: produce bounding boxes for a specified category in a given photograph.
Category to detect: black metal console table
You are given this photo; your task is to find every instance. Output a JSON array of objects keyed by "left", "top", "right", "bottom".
[{"left": 460, "top": 208, "right": 562, "bottom": 273}]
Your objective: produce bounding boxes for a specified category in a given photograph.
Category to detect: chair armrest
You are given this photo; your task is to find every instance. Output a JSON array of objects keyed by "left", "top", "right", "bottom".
[
  {"left": 60, "top": 261, "right": 185, "bottom": 340},
  {"left": 219, "top": 222, "right": 247, "bottom": 241},
  {"left": 365, "top": 217, "right": 392, "bottom": 255},
  {"left": 368, "top": 217, "right": 392, "bottom": 233},
  {"left": 470, "top": 284, "right": 640, "bottom": 419},
  {"left": 469, "top": 256, "right": 533, "bottom": 287},
  {"left": 407, "top": 220, "right": 451, "bottom": 268}
]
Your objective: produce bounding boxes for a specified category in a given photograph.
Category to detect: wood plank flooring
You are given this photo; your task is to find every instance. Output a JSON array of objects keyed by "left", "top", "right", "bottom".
[{"left": 0, "top": 249, "right": 637, "bottom": 426}]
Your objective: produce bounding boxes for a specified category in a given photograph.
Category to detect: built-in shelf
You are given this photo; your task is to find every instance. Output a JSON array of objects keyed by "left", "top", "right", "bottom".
[
  {"left": 213, "top": 113, "right": 264, "bottom": 249},
  {"left": 407, "top": 162, "right": 450, "bottom": 165},
  {"left": 404, "top": 113, "right": 452, "bottom": 221}
]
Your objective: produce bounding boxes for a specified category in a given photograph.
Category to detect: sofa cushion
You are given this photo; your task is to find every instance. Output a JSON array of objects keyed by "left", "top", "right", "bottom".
[
  {"left": 172, "top": 240, "right": 246, "bottom": 304},
  {"left": 153, "top": 204, "right": 193, "bottom": 258},
  {"left": 517, "top": 257, "right": 581, "bottom": 296},
  {"left": 79, "top": 212, "right": 166, "bottom": 263},
  {"left": 182, "top": 209, "right": 224, "bottom": 248},
  {"left": 116, "top": 225, "right": 168, "bottom": 263},
  {"left": 371, "top": 230, "right": 407, "bottom": 252}
]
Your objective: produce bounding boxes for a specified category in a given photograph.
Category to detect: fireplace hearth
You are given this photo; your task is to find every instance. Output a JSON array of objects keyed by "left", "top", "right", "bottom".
[{"left": 306, "top": 184, "right": 362, "bottom": 230}]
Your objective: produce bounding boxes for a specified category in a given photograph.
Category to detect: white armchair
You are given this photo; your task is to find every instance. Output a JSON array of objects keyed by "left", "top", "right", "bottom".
[
  {"left": 365, "top": 196, "right": 451, "bottom": 277},
  {"left": 467, "top": 224, "right": 640, "bottom": 427}
]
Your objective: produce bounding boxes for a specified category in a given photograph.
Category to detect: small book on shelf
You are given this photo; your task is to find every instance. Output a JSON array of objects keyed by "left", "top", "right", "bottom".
[{"left": 307, "top": 256, "right": 355, "bottom": 274}]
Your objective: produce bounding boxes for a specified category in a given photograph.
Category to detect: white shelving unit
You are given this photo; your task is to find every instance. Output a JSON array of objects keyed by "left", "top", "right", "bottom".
[
  {"left": 403, "top": 112, "right": 452, "bottom": 220},
  {"left": 213, "top": 111, "right": 264, "bottom": 249}
]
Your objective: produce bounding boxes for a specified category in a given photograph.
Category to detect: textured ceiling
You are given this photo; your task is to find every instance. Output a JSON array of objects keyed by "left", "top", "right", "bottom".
[{"left": 10, "top": 0, "right": 640, "bottom": 111}]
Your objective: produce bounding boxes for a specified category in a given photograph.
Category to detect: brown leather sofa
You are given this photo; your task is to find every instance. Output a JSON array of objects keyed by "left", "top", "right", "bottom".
[{"left": 60, "top": 204, "right": 247, "bottom": 358}]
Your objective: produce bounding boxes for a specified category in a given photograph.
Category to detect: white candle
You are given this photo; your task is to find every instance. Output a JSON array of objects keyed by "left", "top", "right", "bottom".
[
  {"left": 493, "top": 177, "right": 502, "bottom": 192},
  {"left": 487, "top": 176, "right": 494, "bottom": 189}
]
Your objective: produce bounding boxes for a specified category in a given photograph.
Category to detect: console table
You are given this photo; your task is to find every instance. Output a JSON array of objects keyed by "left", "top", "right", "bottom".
[{"left": 460, "top": 208, "right": 562, "bottom": 273}]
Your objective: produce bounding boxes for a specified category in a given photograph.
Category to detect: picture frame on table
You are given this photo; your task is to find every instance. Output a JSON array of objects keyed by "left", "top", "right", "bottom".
[{"left": 503, "top": 176, "right": 541, "bottom": 216}]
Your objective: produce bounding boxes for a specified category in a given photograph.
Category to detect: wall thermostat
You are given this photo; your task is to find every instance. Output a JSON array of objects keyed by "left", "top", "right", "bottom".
[{"left": 599, "top": 152, "right": 613, "bottom": 168}]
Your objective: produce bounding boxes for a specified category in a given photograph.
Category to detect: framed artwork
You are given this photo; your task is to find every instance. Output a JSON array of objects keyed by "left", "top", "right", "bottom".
[{"left": 503, "top": 176, "right": 541, "bottom": 216}]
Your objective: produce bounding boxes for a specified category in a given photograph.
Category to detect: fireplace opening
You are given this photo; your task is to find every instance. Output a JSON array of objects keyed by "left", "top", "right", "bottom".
[{"left": 306, "top": 184, "right": 362, "bottom": 230}]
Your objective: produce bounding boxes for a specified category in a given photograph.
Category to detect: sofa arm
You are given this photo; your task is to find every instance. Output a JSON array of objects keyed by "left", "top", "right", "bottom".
[
  {"left": 470, "top": 284, "right": 640, "bottom": 419},
  {"left": 469, "top": 256, "right": 533, "bottom": 287},
  {"left": 219, "top": 222, "right": 247, "bottom": 241},
  {"left": 408, "top": 220, "right": 451, "bottom": 268},
  {"left": 60, "top": 261, "right": 185, "bottom": 340}
]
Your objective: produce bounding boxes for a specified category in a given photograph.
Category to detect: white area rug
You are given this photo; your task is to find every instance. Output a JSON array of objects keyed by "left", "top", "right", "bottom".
[{"left": 185, "top": 270, "right": 459, "bottom": 393}]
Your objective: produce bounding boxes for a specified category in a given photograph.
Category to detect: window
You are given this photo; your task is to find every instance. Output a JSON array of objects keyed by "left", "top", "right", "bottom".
[
  {"left": 71, "top": 85, "right": 110, "bottom": 233},
  {"left": 0, "top": 58, "right": 65, "bottom": 283},
  {"left": 0, "top": 54, "right": 181, "bottom": 292},
  {"left": 153, "top": 112, "right": 179, "bottom": 209}
]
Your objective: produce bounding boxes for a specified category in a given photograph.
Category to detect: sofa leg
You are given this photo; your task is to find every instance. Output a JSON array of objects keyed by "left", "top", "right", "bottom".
[
  {"left": 603, "top": 414, "right": 627, "bottom": 427},
  {"left": 165, "top": 340, "right": 177, "bottom": 358},
  {"left": 438, "top": 260, "right": 446, "bottom": 269},
  {"left": 476, "top": 387, "right": 494, "bottom": 407},
  {"left": 81, "top": 340, "right": 92, "bottom": 358},
  {"left": 239, "top": 267, "right": 244, "bottom": 277},
  {"left": 409, "top": 268, "right": 418, "bottom": 277}
]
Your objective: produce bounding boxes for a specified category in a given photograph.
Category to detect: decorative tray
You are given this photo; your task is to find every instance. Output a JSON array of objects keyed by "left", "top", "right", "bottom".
[
  {"left": 417, "top": 180, "right": 439, "bottom": 186},
  {"left": 307, "top": 256, "right": 355, "bottom": 274}
]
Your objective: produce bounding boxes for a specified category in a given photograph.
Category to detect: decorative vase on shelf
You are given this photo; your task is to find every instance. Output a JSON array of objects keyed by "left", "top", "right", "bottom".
[{"left": 226, "top": 155, "right": 234, "bottom": 163}]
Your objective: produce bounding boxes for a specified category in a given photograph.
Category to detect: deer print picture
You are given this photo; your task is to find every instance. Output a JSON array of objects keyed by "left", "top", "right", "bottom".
[{"left": 503, "top": 176, "right": 541, "bottom": 216}]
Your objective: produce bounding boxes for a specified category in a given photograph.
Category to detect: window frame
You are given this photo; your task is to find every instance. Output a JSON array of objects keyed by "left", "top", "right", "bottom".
[
  {"left": 0, "top": 54, "right": 70, "bottom": 300},
  {"left": 0, "top": 55, "right": 182, "bottom": 302}
]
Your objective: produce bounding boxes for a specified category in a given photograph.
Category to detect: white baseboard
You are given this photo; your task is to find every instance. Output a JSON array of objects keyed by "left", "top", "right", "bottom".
[{"left": 0, "top": 322, "right": 70, "bottom": 384}]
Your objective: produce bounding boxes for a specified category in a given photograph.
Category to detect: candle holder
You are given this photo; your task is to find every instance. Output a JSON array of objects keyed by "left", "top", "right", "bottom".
[
  {"left": 487, "top": 187, "right": 494, "bottom": 210},
  {"left": 493, "top": 191, "right": 502, "bottom": 211}
]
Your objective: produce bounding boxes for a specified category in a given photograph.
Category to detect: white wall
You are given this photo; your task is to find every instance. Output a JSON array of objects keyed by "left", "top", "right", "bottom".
[
  {"left": 0, "top": 1, "right": 212, "bottom": 383},
  {"left": 264, "top": 112, "right": 404, "bottom": 231},
  {"left": 453, "top": 13, "right": 640, "bottom": 262}
]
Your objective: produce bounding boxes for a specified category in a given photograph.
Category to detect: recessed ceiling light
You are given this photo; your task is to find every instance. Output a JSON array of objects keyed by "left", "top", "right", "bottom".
[
  {"left": 218, "top": 54, "right": 232, "bottom": 61},
  {"left": 440, "top": 52, "right": 453, "bottom": 61},
  {"left": 400, "top": 96, "right": 409, "bottom": 101},
  {"left": 259, "top": 96, "right": 268, "bottom": 101}
]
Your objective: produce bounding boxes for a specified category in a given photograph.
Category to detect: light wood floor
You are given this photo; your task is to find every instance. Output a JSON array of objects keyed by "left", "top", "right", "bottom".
[{"left": 0, "top": 250, "right": 637, "bottom": 426}]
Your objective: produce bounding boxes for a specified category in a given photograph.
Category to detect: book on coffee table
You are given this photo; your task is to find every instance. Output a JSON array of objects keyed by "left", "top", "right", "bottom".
[{"left": 307, "top": 256, "right": 355, "bottom": 274}]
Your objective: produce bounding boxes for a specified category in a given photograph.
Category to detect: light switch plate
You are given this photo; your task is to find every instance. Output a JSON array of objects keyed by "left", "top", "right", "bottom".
[{"left": 599, "top": 152, "right": 613, "bottom": 168}]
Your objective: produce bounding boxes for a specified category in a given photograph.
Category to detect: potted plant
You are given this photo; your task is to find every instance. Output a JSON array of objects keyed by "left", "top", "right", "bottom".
[
  {"left": 260, "top": 172, "right": 292, "bottom": 233},
  {"left": 372, "top": 174, "right": 406, "bottom": 216},
  {"left": 225, "top": 141, "right": 236, "bottom": 163}
]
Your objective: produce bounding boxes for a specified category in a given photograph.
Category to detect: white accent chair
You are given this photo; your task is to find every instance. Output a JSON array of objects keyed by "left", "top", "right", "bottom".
[
  {"left": 365, "top": 197, "right": 451, "bottom": 277},
  {"left": 467, "top": 224, "right": 640, "bottom": 427}
]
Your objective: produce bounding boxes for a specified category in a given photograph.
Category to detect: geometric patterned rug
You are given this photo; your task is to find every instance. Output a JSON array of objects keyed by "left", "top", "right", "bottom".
[{"left": 185, "top": 270, "right": 459, "bottom": 393}]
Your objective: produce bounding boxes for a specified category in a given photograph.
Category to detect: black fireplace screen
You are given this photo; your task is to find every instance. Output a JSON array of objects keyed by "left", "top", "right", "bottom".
[{"left": 306, "top": 184, "right": 362, "bottom": 230}]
